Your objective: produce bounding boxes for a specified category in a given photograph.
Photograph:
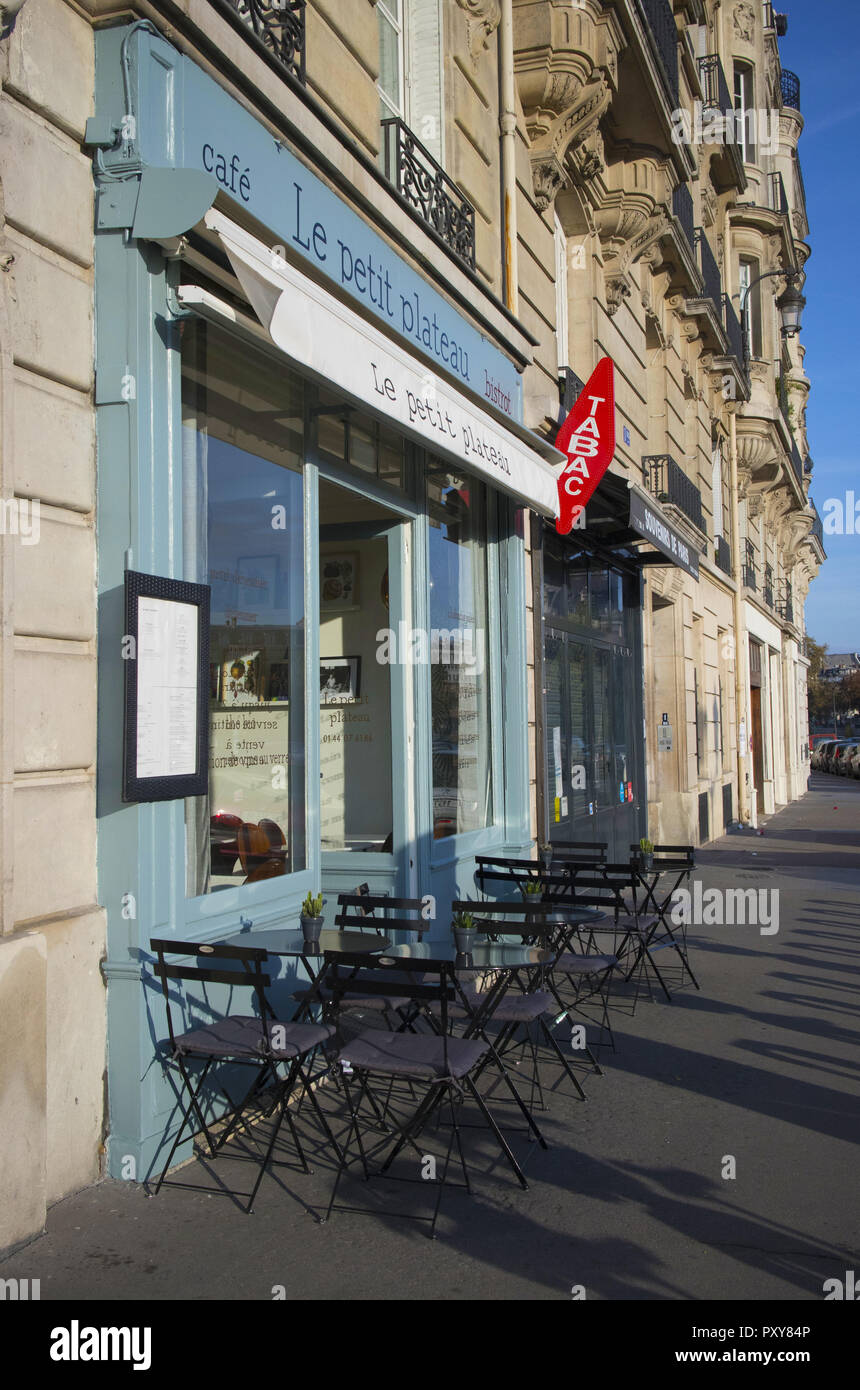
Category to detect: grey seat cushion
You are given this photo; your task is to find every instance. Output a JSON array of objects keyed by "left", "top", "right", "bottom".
[
  {"left": 555, "top": 953, "right": 617, "bottom": 975},
  {"left": 174, "top": 1016, "right": 333, "bottom": 1060},
  {"left": 337, "top": 1028, "right": 488, "bottom": 1080},
  {"left": 489, "top": 989, "right": 554, "bottom": 1022}
]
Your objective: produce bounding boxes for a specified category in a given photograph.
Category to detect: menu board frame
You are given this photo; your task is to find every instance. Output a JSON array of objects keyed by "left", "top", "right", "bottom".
[{"left": 123, "top": 570, "right": 211, "bottom": 802}]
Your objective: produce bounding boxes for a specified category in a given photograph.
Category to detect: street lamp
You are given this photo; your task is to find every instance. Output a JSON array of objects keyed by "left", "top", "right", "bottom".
[{"left": 737, "top": 269, "right": 806, "bottom": 362}]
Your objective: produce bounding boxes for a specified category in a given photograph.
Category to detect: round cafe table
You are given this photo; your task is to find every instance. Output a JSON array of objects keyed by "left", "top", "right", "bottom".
[{"left": 219, "top": 928, "right": 390, "bottom": 958}]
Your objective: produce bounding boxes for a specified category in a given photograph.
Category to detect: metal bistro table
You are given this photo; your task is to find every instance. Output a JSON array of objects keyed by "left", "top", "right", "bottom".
[
  {"left": 219, "top": 929, "right": 392, "bottom": 1018},
  {"left": 380, "top": 939, "right": 552, "bottom": 1181}
]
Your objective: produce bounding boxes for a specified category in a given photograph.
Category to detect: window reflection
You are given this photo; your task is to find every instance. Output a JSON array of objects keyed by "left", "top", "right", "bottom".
[
  {"left": 182, "top": 321, "right": 306, "bottom": 896},
  {"left": 427, "top": 462, "right": 492, "bottom": 838}
]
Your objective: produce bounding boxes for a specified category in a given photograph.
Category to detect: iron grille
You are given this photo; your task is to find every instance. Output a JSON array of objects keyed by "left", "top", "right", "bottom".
[
  {"left": 672, "top": 183, "right": 695, "bottom": 250},
  {"left": 811, "top": 502, "right": 824, "bottom": 548},
  {"left": 768, "top": 171, "right": 788, "bottom": 214},
  {"left": 697, "top": 54, "right": 734, "bottom": 118},
  {"left": 743, "top": 538, "right": 758, "bottom": 591},
  {"left": 722, "top": 294, "right": 745, "bottom": 365},
  {"left": 781, "top": 69, "right": 801, "bottom": 110},
  {"left": 638, "top": 0, "right": 679, "bottom": 106},
  {"left": 695, "top": 228, "right": 722, "bottom": 306},
  {"left": 764, "top": 563, "right": 774, "bottom": 609},
  {"left": 381, "top": 118, "right": 476, "bottom": 270},
  {"left": 789, "top": 439, "right": 804, "bottom": 486},
  {"left": 715, "top": 534, "right": 732, "bottom": 575},
  {"left": 217, "top": 0, "right": 306, "bottom": 84},
  {"left": 644, "top": 454, "right": 706, "bottom": 533}
]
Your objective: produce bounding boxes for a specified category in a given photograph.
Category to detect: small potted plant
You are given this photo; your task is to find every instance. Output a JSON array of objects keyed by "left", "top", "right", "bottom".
[
  {"left": 638, "top": 838, "right": 655, "bottom": 871},
  {"left": 300, "top": 891, "right": 325, "bottom": 947},
  {"left": 452, "top": 910, "right": 477, "bottom": 954},
  {"left": 520, "top": 879, "right": 545, "bottom": 905},
  {"left": 538, "top": 841, "right": 554, "bottom": 871}
]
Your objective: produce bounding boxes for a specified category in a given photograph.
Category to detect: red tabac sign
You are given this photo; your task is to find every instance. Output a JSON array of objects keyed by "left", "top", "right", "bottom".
[{"left": 555, "top": 357, "right": 616, "bottom": 534}]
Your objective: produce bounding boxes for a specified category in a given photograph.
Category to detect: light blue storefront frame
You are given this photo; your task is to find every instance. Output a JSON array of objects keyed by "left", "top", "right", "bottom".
[{"left": 93, "top": 22, "right": 534, "bottom": 1180}]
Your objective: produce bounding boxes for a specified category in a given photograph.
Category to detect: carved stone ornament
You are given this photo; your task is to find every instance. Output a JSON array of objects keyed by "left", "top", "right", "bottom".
[
  {"left": 455, "top": 0, "right": 502, "bottom": 63},
  {"left": 733, "top": 2, "right": 756, "bottom": 43},
  {"left": 530, "top": 153, "right": 568, "bottom": 213},
  {"left": 606, "top": 275, "right": 632, "bottom": 317}
]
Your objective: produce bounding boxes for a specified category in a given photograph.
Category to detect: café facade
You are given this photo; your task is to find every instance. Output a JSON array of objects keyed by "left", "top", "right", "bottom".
[{"left": 90, "top": 21, "right": 571, "bottom": 1178}]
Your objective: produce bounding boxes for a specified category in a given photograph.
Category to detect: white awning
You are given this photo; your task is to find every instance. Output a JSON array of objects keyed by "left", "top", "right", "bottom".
[{"left": 197, "top": 208, "right": 561, "bottom": 518}]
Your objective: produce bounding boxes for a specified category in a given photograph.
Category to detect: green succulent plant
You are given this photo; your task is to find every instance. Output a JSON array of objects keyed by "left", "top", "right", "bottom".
[
  {"left": 520, "top": 880, "right": 544, "bottom": 896},
  {"left": 301, "top": 891, "right": 324, "bottom": 918},
  {"left": 452, "top": 911, "right": 474, "bottom": 931},
  {"left": 639, "top": 838, "right": 654, "bottom": 854}
]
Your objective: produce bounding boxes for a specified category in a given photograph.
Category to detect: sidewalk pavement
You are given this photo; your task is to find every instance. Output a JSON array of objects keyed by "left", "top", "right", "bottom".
[{"left": 2, "top": 777, "right": 857, "bottom": 1301}]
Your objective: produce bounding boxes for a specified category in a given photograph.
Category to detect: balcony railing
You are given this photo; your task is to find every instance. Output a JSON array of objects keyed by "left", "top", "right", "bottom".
[
  {"left": 722, "top": 294, "right": 745, "bottom": 364},
  {"left": 698, "top": 54, "right": 734, "bottom": 121},
  {"left": 789, "top": 438, "right": 804, "bottom": 486},
  {"left": 715, "top": 534, "right": 732, "bottom": 576},
  {"left": 764, "top": 564, "right": 774, "bottom": 609},
  {"left": 743, "top": 539, "right": 758, "bottom": 592},
  {"left": 811, "top": 502, "right": 824, "bottom": 548},
  {"left": 559, "top": 366, "right": 587, "bottom": 416},
  {"left": 768, "top": 171, "right": 788, "bottom": 214},
  {"left": 639, "top": 0, "right": 679, "bottom": 106},
  {"left": 672, "top": 183, "right": 695, "bottom": 252},
  {"left": 695, "top": 228, "right": 722, "bottom": 306},
  {"left": 218, "top": 0, "right": 306, "bottom": 84},
  {"left": 778, "top": 583, "right": 794, "bottom": 624},
  {"left": 381, "top": 118, "right": 476, "bottom": 270},
  {"left": 645, "top": 454, "right": 706, "bottom": 533},
  {"left": 781, "top": 69, "right": 801, "bottom": 110}
]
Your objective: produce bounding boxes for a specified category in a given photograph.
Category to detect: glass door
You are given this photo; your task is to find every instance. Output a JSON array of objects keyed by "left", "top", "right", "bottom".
[{"left": 318, "top": 479, "right": 411, "bottom": 897}]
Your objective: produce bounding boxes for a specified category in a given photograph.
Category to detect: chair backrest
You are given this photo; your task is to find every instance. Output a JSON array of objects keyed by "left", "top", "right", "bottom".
[
  {"left": 322, "top": 949, "right": 457, "bottom": 1064},
  {"left": 335, "top": 893, "right": 431, "bottom": 936},
  {"left": 548, "top": 840, "right": 608, "bottom": 863},
  {"left": 149, "top": 938, "right": 271, "bottom": 1053}
]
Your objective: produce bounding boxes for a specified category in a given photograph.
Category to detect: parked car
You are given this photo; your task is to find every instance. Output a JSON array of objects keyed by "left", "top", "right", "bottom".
[
  {"left": 826, "top": 740, "right": 854, "bottom": 774},
  {"left": 844, "top": 744, "right": 860, "bottom": 778},
  {"left": 813, "top": 740, "right": 837, "bottom": 771},
  {"left": 835, "top": 741, "right": 859, "bottom": 775}
]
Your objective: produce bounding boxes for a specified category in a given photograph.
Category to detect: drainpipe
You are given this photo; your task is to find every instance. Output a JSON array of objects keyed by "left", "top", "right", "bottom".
[
  {"left": 499, "top": 0, "right": 518, "bottom": 315},
  {"left": 729, "top": 409, "right": 751, "bottom": 824}
]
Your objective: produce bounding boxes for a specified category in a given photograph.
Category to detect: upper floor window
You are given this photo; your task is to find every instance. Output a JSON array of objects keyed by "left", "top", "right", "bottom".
[
  {"left": 733, "top": 62, "right": 757, "bottom": 164},
  {"left": 378, "top": 0, "right": 406, "bottom": 122}
]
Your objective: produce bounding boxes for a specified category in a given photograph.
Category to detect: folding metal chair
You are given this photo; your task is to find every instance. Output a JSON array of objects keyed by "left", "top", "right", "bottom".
[
  {"left": 626, "top": 844, "right": 700, "bottom": 995},
  {"left": 150, "top": 938, "right": 338, "bottom": 1213},
  {"left": 319, "top": 950, "right": 522, "bottom": 1239}
]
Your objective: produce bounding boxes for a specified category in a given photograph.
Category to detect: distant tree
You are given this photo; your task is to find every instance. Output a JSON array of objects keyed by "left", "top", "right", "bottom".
[{"left": 805, "top": 637, "right": 832, "bottom": 727}]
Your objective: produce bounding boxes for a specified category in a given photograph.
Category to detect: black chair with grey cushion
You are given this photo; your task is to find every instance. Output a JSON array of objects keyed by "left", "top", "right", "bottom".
[
  {"left": 318, "top": 949, "right": 523, "bottom": 1239},
  {"left": 150, "top": 938, "right": 339, "bottom": 1213}
]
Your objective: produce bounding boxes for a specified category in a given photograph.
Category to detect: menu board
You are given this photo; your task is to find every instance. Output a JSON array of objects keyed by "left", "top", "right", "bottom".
[{"left": 123, "top": 571, "right": 210, "bottom": 802}]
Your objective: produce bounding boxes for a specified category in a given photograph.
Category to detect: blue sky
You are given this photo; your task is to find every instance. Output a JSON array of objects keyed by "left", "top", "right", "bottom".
[{"left": 778, "top": 3, "right": 860, "bottom": 650}]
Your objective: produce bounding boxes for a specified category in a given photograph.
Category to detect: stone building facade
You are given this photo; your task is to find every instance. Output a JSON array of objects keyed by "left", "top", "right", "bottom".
[{"left": 0, "top": 0, "right": 821, "bottom": 1251}]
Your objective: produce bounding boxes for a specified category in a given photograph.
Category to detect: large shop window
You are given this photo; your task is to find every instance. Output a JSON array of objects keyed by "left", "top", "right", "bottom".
[
  {"left": 427, "top": 461, "right": 492, "bottom": 839},
  {"left": 181, "top": 320, "right": 306, "bottom": 896}
]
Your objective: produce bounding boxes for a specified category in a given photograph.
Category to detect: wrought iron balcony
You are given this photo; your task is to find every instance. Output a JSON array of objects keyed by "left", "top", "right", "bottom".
[
  {"left": 697, "top": 54, "right": 734, "bottom": 120},
  {"left": 722, "top": 294, "right": 745, "bottom": 365},
  {"left": 715, "top": 534, "right": 732, "bottom": 576},
  {"left": 789, "top": 438, "right": 804, "bottom": 486},
  {"left": 645, "top": 454, "right": 706, "bottom": 533},
  {"left": 695, "top": 228, "right": 722, "bottom": 306},
  {"left": 781, "top": 69, "right": 801, "bottom": 110},
  {"left": 778, "top": 582, "right": 794, "bottom": 624},
  {"left": 764, "top": 563, "right": 774, "bottom": 609},
  {"left": 811, "top": 502, "right": 824, "bottom": 548},
  {"left": 638, "top": 0, "right": 679, "bottom": 106},
  {"left": 743, "top": 539, "right": 758, "bottom": 592},
  {"left": 381, "top": 118, "right": 476, "bottom": 270},
  {"left": 672, "top": 183, "right": 695, "bottom": 252},
  {"left": 768, "top": 171, "right": 788, "bottom": 214},
  {"left": 217, "top": 0, "right": 306, "bottom": 84}
]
